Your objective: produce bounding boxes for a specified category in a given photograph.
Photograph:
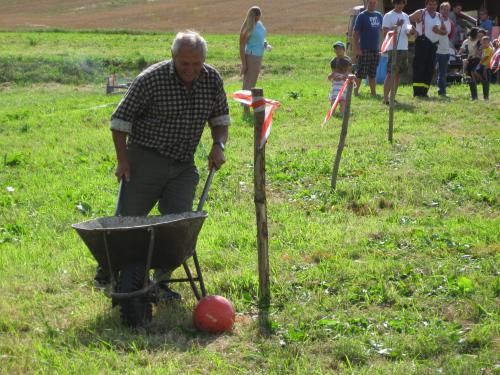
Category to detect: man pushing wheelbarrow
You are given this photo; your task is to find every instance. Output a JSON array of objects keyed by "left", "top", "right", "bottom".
[{"left": 74, "top": 30, "right": 229, "bottom": 326}]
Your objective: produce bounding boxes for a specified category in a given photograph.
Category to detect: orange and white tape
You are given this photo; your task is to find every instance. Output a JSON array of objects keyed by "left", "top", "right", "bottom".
[{"left": 232, "top": 90, "right": 281, "bottom": 148}]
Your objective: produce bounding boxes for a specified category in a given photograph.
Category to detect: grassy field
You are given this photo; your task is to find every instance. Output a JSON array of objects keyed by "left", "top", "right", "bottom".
[{"left": 0, "top": 31, "right": 499, "bottom": 374}]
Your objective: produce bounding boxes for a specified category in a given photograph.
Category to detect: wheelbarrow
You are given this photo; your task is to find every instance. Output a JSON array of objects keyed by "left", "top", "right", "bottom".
[{"left": 72, "top": 169, "right": 216, "bottom": 327}]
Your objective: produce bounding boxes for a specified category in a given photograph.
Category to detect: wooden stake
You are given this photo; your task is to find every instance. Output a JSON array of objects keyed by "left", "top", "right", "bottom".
[
  {"left": 251, "top": 88, "right": 271, "bottom": 329},
  {"left": 331, "top": 77, "right": 354, "bottom": 190},
  {"left": 388, "top": 29, "right": 401, "bottom": 143}
]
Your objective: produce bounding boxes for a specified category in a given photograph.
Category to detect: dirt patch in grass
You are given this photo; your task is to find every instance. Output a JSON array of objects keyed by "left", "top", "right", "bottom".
[{"left": 0, "top": 0, "right": 359, "bottom": 35}]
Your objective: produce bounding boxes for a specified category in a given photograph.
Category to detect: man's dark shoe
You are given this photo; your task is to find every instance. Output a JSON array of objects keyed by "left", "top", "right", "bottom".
[
  {"left": 157, "top": 282, "right": 182, "bottom": 301},
  {"left": 94, "top": 266, "right": 110, "bottom": 287}
]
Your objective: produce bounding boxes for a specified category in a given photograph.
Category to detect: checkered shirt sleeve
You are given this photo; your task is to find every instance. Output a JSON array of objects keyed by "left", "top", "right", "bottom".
[
  {"left": 110, "top": 74, "right": 151, "bottom": 133},
  {"left": 208, "top": 75, "right": 231, "bottom": 128}
]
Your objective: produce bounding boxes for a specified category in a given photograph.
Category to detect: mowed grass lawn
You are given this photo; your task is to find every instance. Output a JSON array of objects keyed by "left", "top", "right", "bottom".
[{"left": 0, "top": 31, "right": 499, "bottom": 374}]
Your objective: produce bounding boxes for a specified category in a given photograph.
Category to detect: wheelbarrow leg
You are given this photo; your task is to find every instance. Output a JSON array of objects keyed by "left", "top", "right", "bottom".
[
  {"left": 103, "top": 231, "right": 117, "bottom": 288},
  {"left": 143, "top": 227, "right": 156, "bottom": 287},
  {"left": 182, "top": 262, "right": 201, "bottom": 300},
  {"left": 187, "top": 167, "right": 215, "bottom": 299},
  {"left": 192, "top": 251, "right": 207, "bottom": 297}
]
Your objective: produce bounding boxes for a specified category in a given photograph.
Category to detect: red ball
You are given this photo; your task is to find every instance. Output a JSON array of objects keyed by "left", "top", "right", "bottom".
[{"left": 193, "top": 295, "right": 235, "bottom": 333}]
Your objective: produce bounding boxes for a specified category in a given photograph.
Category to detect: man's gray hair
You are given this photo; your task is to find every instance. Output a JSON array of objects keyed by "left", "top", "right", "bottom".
[{"left": 171, "top": 30, "right": 207, "bottom": 58}]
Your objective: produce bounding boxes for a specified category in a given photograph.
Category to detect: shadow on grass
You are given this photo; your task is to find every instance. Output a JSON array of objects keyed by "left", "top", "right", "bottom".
[
  {"left": 393, "top": 102, "right": 417, "bottom": 112},
  {"left": 72, "top": 301, "right": 221, "bottom": 352},
  {"left": 353, "top": 92, "right": 417, "bottom": 113}
]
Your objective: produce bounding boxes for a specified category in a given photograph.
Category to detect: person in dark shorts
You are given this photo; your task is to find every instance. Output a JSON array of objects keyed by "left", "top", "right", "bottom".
[
  {"left": 353, "top": 0, "right": 383, "bottom": 96},
  {"left": 459, "top": 28, "right": 481, "bottom": 100},
  {"left": 382, "top": 0, "right": 415, "bottom": 104}
]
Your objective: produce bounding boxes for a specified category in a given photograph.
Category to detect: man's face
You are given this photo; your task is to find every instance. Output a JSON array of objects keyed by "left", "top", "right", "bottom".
[
  {"left": 454, "top": 5, "right": 462, "bottom": 13},
  {"left": 367, "top": 0, "right": 377, "bottom": 12},
  {"left": 426, "top": 0, "right": 437, "bottom": 12},
  {"left": 172, "top": 46, "right": 204, "bottom": 85},
  {"left": 482, "top": 38, "right": 490, "bottom": 48},
  {"left": 479, "top": 11, "right": 487, "bottom": 20}
]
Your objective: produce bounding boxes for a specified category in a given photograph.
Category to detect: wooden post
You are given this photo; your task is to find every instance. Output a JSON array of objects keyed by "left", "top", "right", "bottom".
[
  {"left": 331, "top": 77, "right": 354, "bottom": 190},
  {"left": 388, "top": 29, "right": 401, "bottom": 143},
  {"left": 251, "top": 88, "right": 271, "bottom": 331}
]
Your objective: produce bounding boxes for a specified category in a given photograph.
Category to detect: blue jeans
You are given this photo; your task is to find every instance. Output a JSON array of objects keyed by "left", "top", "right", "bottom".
[{"left": 436, "top": 53, "right": 449, "bottom": 95}]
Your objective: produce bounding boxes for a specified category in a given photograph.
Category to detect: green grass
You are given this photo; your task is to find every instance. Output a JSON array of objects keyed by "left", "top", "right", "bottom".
[
  {"left": 0, "top": 31, "right": 499, "bottom": 374},
  {"left": 0, "top": 31, "right": 330, "bottom": 84}
]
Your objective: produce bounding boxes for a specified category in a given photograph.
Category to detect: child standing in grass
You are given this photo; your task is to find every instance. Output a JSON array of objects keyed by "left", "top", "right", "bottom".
[
  {"left": 328, "top": 56, "right": 352, "bottom": 115},
  {"left": 472, "top": 36, "right": 494, "bottom": 99}
]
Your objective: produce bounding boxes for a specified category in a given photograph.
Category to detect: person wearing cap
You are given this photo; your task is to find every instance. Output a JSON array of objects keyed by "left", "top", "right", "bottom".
[
  {"left": 328, "top": 41, "right": 351, "bottom": 75},
  {"left": 327, "top": 42, "right": 352, "bottom": 116}
]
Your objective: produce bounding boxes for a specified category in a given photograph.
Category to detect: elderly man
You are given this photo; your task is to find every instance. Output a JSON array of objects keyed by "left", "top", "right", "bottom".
[
  {"left": 96, "top": 30, "right": 230, "bottom": 299},
  {"left": 410, "top": 0, "right": 448, "bottom": 97},
  {"left": 353, "top": 0, "right": 383, "bottom": 96}
]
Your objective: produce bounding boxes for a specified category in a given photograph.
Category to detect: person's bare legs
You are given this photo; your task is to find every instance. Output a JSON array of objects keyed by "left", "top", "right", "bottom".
[
  {"left": 383, "top": 74, "right": 392, "bottom": 102},
  {"left": 384, "top": 72, "right": 401, "bottom": 103},
  {"left": 354, "top": 77, "right": 361, "bottom": 96},
  {"left": 393, "top": 74, "right": 401, "bottom": 98},
  {"left": 242, "top": 54, "right": 262, "bottom": 116},
  {"left": 369, "top": 77, "right": 377, "bottom": 96},
  {"left": 340, "top": 100, "right": 346, "bottom": 115}
]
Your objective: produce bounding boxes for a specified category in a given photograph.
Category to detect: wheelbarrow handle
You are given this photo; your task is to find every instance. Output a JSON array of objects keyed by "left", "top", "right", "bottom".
[
  {"left": 197, "top": 167, "right": 216, "bottom": 212},
  {"left": 115, "top": 179, "right": 123, "bottom": 216}
]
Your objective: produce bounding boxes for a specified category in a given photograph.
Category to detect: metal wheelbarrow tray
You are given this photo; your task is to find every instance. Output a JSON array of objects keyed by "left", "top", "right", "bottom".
[
  {"left": 72, "top": 212, "right": 207, "bottom": 274},
  {"left": 72, "top": 212, "right": 208, "bottom": 327}
]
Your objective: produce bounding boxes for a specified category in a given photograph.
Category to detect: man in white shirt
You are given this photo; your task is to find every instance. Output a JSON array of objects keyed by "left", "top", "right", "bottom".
[
  {"left": 382, "top": 0, "right": 415, "bottom": 104},
  {"left": 409, "top": 0, "right": 448, "bottom": 97},
  {"left": 436, "top": 2, "right": 452, "bottom": 97}
]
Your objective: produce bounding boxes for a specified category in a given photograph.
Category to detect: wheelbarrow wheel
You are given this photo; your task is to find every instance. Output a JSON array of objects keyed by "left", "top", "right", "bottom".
[{"left": 117, "top": 264, "right": 152, "bottom": 327}]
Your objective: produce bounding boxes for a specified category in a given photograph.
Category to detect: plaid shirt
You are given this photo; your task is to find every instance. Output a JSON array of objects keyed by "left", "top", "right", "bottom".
[{"left": 110, "top": 60, "right": 230, "bottom": 162}]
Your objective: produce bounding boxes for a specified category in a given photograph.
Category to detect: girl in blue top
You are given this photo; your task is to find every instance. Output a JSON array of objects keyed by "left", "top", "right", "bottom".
[{"left": 239, "top": 6, "right": 269, "bottom": 113}]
